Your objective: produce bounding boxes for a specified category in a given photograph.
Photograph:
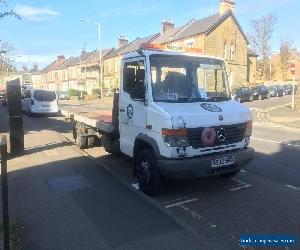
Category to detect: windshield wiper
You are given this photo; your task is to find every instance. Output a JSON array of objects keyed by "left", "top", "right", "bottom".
[
  {"left": 177, "top": 97, "right": 206, "bottom": 102},
  {"left": 203, "top": 96, "right": 230, "bottom": 102}
]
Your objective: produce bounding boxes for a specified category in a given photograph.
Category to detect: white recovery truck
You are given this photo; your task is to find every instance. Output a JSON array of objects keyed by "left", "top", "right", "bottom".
[{"left": 61, "top": 46, "right": 254, "bottom": 195}]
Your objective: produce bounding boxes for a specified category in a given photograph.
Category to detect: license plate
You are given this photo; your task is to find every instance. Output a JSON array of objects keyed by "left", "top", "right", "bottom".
[{"left": 211, "top": 156, "right": 235, "bottom": 168}]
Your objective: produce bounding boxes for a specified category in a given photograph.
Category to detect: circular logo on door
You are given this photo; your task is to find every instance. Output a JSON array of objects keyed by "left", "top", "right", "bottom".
[
  {"left": 127, "top": 104, "right": 133, "bottom": 119},
  {"left": 200, "top": 103, "right": 222, "bottom": 112}
]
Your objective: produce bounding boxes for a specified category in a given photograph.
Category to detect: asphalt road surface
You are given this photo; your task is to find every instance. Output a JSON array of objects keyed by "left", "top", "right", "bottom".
[{"left": 1, "top": 95, "right": 299, "bottom": 249}]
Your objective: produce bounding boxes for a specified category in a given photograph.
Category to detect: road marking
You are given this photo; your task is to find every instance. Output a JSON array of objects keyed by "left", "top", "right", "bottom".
[
  {"left": 240, "top": 169, "right": 247, "bottom": 173},
  {"left": 165, "top": 198, "right": 199, "bottom": 209},
  {"left": 252, "top": 137, "right": 300, "bottom": 149},
  {"left": 229, "top": 178, "right": 252, "bottom": 192},
  {"left": 179, "top": 204, "right": 218, "bottom": 230},
  {"left": 286, "top": 185, "right": 300, "bottom": 192}
]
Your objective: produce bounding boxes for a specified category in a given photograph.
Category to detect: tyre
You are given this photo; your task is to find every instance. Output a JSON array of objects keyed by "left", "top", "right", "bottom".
[
  {"left": 135, "top": 148, "right": 162, "bottom": 196},
  {"left": 221, "top": 170, "right": 240, "bottom": 178}
]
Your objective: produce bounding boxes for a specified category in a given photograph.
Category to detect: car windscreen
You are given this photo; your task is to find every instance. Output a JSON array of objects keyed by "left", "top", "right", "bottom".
[
  {"left": 259, "top": 86, "right": 268, "bottom": 91},
  {"left": 33, "top": 90, "right": 56, "bottom": 102}
]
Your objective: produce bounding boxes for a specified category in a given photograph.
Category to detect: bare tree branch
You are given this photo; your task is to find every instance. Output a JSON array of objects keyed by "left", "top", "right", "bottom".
[
  {"left": 279, "top": 40, "right": 293, "bottom": 80},
  {"left": 249, "top": 13, "right": 277, "bottom": 81}
]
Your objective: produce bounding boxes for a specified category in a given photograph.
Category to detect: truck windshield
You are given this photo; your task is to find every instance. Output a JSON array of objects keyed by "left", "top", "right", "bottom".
[{"left": 150, "top": 55, "right": 230, "bottom": 103}]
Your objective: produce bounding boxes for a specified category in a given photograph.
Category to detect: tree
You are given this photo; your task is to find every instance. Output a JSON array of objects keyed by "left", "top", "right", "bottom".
[
  {"left": 248, "top": 14, "right": 277, "bottom": 81},
  {"left": 279, "top": 40, "right": 293, "bottom": 81},
  {"left": 0, "top": 0, "right": 20, "bottom": 84},
  {"left": 0, "top": 0, "right": 19, "bottom": 19}
]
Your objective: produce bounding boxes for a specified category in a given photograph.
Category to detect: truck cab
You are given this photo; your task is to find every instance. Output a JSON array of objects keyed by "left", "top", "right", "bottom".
[{"left": 117, "top": 48, "right": 254, "bottom": 195}]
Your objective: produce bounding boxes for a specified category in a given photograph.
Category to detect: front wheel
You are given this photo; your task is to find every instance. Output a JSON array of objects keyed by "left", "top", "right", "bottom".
[{"left": 136, "top": 149, "right": 162, "bottom": 196}]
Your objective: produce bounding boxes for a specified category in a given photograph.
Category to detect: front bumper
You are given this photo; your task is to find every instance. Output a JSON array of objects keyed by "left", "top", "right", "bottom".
[
  {"left": 31, "top": 107, "right": 58, "bottom": 114},
  {"left": 157, "top": 147, "right": 254, "bottom": 178}
]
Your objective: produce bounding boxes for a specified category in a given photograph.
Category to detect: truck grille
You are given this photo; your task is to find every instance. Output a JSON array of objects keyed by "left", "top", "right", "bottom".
[{"left": 187, "top": 123, "right": 246, "bottom": 149}]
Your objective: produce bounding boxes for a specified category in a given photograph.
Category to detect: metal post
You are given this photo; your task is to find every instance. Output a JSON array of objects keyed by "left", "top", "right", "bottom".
[
  {"left": 292, "top": 74, "right": 296, "bottom": 110},
  {"left": 0, "top": 135, "right": 10, "bottom": 250},
  {"left": 98, "top": 23, "right": 103, "bottom": 100}
]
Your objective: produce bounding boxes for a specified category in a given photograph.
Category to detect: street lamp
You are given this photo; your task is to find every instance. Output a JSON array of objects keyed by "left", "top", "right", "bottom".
[{"left": 80, "top": 18, "right": 103, "bottom": 99}]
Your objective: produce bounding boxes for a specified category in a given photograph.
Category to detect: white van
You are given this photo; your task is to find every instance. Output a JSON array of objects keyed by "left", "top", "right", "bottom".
[{"left": 22, "top": 89, "right": 58, "bottom": 115}]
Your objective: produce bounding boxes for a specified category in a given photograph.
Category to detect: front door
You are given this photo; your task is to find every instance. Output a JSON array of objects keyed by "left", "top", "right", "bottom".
[{"left": 119, "top": 58, "right": 147, "bottom": 157}]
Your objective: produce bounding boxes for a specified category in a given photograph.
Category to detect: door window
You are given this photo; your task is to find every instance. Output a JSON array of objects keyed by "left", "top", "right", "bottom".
[{"left": 123, "top": 61, "right": 145, "bottom": 100}]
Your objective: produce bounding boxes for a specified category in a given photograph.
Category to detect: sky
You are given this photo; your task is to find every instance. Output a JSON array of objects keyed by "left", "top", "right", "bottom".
[{"left": 1, "top": 0, "right": 299, "bottom": 70}]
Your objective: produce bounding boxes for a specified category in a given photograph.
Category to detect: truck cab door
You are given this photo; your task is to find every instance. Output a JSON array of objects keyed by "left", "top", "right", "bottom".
[{"left": 119, "top": 58, "right": 147, "bottom": 157}]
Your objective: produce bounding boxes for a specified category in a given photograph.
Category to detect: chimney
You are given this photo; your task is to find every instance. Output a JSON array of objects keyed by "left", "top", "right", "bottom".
[
  {"left": 57, "top": 55, "right": 65, "bottom": 61},
  {"left": 33, "top": 64, "right": 38, "bottom": 72},
  {"left": 118, "top": 36, "right": 128, "bottom": 48},
  {"left": 22, "top": 65, "right": 28, "bottom": 72},
  {"left": 220, "top": 0, "right": 235, "bottom": 15},
  {"left": 161, "top": 18, "right": 174, "bottom": 34}
]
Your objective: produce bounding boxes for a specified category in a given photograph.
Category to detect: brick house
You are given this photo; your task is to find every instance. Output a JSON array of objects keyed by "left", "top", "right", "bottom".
[
  {"left": 102, "top": 0, "right": 257, "bottom": 89},
  {"left": 271, "top": 50, "right": 300, "bottom": 82}
]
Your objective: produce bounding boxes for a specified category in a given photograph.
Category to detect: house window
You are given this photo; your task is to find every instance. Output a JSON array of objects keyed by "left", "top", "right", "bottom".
[
  {"left": 224, "top": 43, "right": 228, "bottom": 60},
  {"left": 230, "top": 44, "right": 235, "bottom": 61},
  {"left": 114, "top": 61, "right": 118, "bottom": 73},
  {"left": 186, "top": 42, "right": 194, "bottom": 48}
]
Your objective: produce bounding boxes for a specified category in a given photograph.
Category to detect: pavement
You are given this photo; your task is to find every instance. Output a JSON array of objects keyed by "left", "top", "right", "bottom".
[
  {"left": 267, "top": 104, "right": 300, "bottom": 128},
  {"left": 1, "top": 96, "right": 300, "bottom": 250},
  {"left": 248, "top": 95, "right": 300, "bottom": 131},
  {"left": 0, "top": 106, "right": 204, "bottom": 250}
]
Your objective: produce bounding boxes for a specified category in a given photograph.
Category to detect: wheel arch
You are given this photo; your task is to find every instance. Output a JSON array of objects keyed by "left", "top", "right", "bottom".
[{"left": 133, "top": 134, "right": 160, "bottom": 161}]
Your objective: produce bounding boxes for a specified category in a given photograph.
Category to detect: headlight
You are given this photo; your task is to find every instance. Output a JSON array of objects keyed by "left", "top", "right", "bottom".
[
  {"left": 162, "top": 128, "right": 190, "bottom": 147},
  {"left": 244, "top": 120, "right": 252, "bottom": 137}
]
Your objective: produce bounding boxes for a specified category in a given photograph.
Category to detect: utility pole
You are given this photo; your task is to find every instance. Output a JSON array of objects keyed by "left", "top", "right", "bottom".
[
  {"left": 80, "top": 18, "right": 103, "bottom": 99},
  {"left": 289, "top": 61, "right": 296, "bottom": 110}
]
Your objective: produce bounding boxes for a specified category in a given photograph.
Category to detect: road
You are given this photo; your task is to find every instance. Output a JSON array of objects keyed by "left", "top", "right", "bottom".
[{"left": 1, "top": 95, "right": 299, "bottom": 249}]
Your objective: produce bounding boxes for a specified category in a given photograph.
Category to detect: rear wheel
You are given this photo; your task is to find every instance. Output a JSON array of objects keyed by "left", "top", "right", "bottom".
[{"left": 136, "top": 148, "right": 162, "bottom": 196}]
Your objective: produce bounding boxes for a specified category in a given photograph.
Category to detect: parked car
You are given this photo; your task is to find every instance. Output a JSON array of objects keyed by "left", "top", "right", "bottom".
[
  {"left": 251, "top": 85, "right": 269, "bottom": 100},
  {"left": 282, "top": 84, "right": 292, "bottom": 95},
  {"left": 268, "top": 85, "right": 284, "bottom": 97},
  {"left": 22, "top": 89, "right": 58, "bottom": 115},
  {"left": 57, "top": 91, "right": 69, "bottom": 100},
  {"left": 231, "top": 87, "right": 253, "bottom": 102}
]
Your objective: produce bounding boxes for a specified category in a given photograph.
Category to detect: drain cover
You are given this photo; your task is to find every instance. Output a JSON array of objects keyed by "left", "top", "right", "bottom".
[{"left": 48, "top": 175, "right": 91, "bottom": 193}]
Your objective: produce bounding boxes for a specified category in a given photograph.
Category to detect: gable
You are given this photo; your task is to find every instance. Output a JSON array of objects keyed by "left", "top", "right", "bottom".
[{"left": 205, "top": 11, "right": 249, "bottom": 45}]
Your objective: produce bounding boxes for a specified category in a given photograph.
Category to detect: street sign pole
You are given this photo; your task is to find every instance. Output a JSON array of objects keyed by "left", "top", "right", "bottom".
[
  {"left": 292, "top": 74, "right": 296, "bottom": 110},
  {"left": 291, "top": 63, "right": 296, "bottom": 110}
]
